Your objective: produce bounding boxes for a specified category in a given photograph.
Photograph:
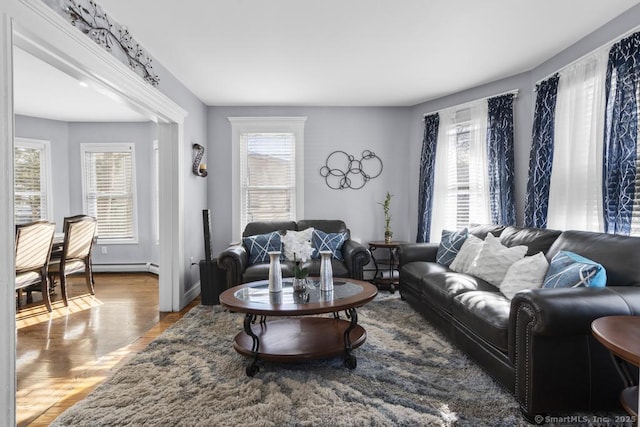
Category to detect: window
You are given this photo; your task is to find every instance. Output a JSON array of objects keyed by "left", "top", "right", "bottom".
[
  {"left": 81, "top": 143, "right": 138, "bottom": 244},
  {"left": 14, "top": 138, "right": 53, "bottom": 224},
  {"left": 430, "top": 104, "right": 489, "bottom": 241},
  {"left": 229, "top": 117, "right": 306, "bottom": 241}
]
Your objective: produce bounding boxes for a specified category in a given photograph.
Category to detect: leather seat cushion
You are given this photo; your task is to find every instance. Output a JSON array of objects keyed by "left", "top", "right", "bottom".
[
  {"left": 419, "top": 269, "right": 496, "bottom": 313},
  {"left": 452, "top": 290, "right": 511, "bottom": 352},
  {"left": 400, "top": 262, "right": 449, "bottom": 296}
]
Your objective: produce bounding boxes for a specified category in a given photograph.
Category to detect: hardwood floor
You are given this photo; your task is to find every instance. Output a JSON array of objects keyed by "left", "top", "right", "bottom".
[{"left": 16, "top": 273, "right": 199, "bottom": 426}]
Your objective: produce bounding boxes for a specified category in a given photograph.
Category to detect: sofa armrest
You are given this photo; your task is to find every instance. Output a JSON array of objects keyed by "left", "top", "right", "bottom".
[
  {"left": 509, "top": 286, "right": 640, "bottom": 417},
  {"left": 397, "top": 243, "right": 438, "bottom": 267},
  {"left": 217, "top": 244, "right": 248, "bottom": 288},
  {"left": 342, "top": 240, "right": 371, "bottom": 280}
]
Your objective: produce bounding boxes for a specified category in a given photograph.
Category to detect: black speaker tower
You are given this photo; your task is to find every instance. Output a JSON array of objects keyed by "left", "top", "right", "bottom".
[{"left": 199, "top": 209, "right": 225, "bottom": 305}]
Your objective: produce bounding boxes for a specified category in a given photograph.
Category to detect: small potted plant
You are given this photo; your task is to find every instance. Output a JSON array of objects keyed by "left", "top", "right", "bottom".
[{"left": 380, "top": 192, "right": 393, "bottom": 243}]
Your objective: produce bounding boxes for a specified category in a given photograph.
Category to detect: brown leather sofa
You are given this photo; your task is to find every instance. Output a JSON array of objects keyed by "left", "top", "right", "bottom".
[
  {"left": 398, "top": 225, "right": 640, "bottom": 421},
  {"left": 217, "top": 220, "right": 371, "bottom": 288}
]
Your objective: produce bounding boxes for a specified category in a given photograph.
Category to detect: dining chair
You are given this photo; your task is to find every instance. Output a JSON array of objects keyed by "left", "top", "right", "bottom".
[
  {"left": 47, "top": 215, "right": 98, "bottom": 306},
  {"left": 15, "top": 220, "right": 56, "bottom": 312}
]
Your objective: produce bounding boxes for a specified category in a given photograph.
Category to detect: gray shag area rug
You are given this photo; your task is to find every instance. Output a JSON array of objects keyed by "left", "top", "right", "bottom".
[{"left": 52, "top": 294, "right": 527, "bottom": 426}]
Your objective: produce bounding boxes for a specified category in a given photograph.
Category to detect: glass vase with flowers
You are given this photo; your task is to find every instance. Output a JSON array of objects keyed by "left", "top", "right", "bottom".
[{"left": 282, "top": 231, "right": 315, "bottom": 292}]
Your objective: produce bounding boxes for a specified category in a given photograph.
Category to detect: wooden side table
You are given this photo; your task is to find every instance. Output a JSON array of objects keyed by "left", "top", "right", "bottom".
[
  {"left": 591, "top": 316, "right": 640, "bottom": 418},
  {"left": 368, "top": 241, "right": 406, "bottom": 294}
]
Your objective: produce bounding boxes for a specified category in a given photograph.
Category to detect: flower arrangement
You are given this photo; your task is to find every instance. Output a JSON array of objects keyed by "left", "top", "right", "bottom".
[{"left": 281, "top": 232, "right": 314, "bottom": 279}]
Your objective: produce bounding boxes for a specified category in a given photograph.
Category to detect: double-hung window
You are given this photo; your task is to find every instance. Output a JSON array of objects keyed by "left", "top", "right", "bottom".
[
  {"left": 81, "top": 143, "right": 138, "bottom": 244},
  {"left": 430, "top": 104, "right": 489, "bottom": 241},
  {"left": 229, "top": 117, "right": 306, "bottom": 242},
  {"left": 14, "top": 138, "right": 53, "bottom": 224}
]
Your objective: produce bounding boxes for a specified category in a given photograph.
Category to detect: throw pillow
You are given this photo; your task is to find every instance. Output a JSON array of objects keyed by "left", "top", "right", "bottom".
[
  {"left": 311, "top": 230, "right": 347, "bottom": 260},
  {"left": 281, "top": 228, "right": 314, "bottom": 261},
  {"left": 467, "top": 233, "right": 528, "bottom": 287},
  {"left": 242, "top": 231, "right": 282, "bottom": 265},
  {"left": 543, "top": 251, "right": 607, "bottom": 288},
  {"left": 449, "top": 235, "right": 483, "bottom": 274},
  {"left": 499, "top": 252, "right": 549, "bottom": 299},
  {"left": 436, "top": 228, "right": 469, "bottom": 267}
]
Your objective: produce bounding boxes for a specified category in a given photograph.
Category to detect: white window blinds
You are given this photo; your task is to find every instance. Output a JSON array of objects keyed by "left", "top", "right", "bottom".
[
  {"left": 82, "top": 144, "right": 137, "bottom": 242},
  {"left": 14, "top": 139, "right": 52, "bottom": 224},
  {"left": 240, "top": 132, "right": 296, "bottom": 228}
]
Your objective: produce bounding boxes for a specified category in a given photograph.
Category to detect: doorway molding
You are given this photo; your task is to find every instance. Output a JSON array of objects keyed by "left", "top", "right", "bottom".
[{"left": 1, "top": 0, "right": 188, "bottom": 421}]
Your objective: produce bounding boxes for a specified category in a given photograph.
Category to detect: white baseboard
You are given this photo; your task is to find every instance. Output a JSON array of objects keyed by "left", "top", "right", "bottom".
[{"left": 93, "top": 262, "right": 158, "bottom": 275}]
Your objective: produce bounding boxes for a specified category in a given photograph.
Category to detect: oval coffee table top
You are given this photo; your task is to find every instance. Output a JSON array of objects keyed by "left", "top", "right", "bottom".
[{"left": 219, "top": 278, "right": 378, "bottom": 316}]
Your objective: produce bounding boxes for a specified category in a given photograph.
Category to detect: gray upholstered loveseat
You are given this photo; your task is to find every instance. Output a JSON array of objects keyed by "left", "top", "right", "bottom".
[
  {"left": 398, "top": 225, "right": 640, "bottom": 420},
  {"left": 217, "top": 220, "right": 371, "bottom": 289}
]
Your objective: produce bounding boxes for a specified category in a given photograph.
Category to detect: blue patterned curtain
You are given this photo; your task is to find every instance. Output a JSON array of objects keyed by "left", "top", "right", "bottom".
[
  {"left": 416, "top": 113, "right": 439, "bottom": 242},
  {"left": 524, "top": 75, "right": 560, "bottom": 228},
  {"left": 603, "top": 32, "right": 640, "bottom": 235},
  {"left": 487, "top": 94, "right": 516, "bottom": 225}
]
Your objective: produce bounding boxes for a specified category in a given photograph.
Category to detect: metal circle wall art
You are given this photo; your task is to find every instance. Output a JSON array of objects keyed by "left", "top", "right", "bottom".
[{"left": 320, "top": 150, "right": 383, "bottom": 190}]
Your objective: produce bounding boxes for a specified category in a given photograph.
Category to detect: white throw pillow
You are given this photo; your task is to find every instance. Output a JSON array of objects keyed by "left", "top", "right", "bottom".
[
  {"left": 281, "top": 228, "right": 314, "bottom": 261},
  {"left": 449, "top": 235, "right": 483, "bottom": 274},
  {"left": 499, "top": 252, "right": 549, "bottom": 299},
  {"left": 467, "top": 233, "right": 528, "bottom": 287}
]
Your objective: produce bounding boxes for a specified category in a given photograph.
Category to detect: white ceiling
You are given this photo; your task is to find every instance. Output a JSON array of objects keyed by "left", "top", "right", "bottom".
[
  {"left": 12, "top": 0, "right": 640, "bottom": 120},
  {"left": 13, "top": 47, "right": 149, "bottom": 122}
]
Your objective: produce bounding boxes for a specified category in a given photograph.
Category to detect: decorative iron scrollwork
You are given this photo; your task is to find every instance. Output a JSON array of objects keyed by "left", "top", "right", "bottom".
[
  {"left": 320, "top": 150, "right": 383, "bottom": 190},
  {"left": 63, "top": 0, "right": 160, "bottom": 86}
]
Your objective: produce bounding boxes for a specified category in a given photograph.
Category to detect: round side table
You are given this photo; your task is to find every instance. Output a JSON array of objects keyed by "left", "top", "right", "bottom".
[
  {"left": 368, "top": 241, "right": 406, "bottom": 293},
  {"left": 591, "top": 315, "right": 640, "bottom": 418}
]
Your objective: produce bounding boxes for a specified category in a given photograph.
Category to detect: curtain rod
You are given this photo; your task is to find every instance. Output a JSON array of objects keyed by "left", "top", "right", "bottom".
[
  {"left": 422, "top": 89, "right": 519, "bottom": 119},
  {"left": 534, "top": 23, "right": 640, "bottom": 86}
]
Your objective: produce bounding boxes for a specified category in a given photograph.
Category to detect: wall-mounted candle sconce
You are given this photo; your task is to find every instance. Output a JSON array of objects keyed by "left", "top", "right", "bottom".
[{"left": 192, "top": 143, "right": 208, "bottom": 177}]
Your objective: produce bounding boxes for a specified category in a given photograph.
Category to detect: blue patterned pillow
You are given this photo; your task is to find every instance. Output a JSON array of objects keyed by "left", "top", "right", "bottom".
[
  {"left": 542, "top": 251, "right": 607, "bottom": 288},
  {"left": 311, "top": 230, "right": 347, "bottom": 260},
  {"left": 436, "top": 228, "right": 468, "bottom": 266},
  {"left": 242, "top": 232, "right": 282, "bottom": 265}
]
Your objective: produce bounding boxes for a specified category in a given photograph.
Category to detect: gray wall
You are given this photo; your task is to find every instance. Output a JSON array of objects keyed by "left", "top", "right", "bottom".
[
  {"left": 14, "top": 114, "right": 70, "bottom": 230},
  {"left": 67, "top": 121, "right": 157, "bottom": 265},
  {"left": 14, "top": 116, "right": 160, "bottom": 265},
  {"left": 208, "top": 106, "right": 412, "bottom": 256}
]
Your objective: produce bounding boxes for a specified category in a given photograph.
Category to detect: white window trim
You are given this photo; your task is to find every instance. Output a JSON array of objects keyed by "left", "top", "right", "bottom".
[
  {"left": 228, "top": 117, "right": 306, "bottom": 243},
  {"left": 80, "top": 142, "right": 139, "bottom": 245},
  {"left": 153, "top": 139, "right": 160, "bottom": 245},
  {"left": 14, "top": 137, "right": 53, "bottom": 222}
]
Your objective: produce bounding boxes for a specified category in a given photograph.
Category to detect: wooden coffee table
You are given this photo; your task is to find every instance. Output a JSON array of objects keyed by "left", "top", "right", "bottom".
[
  {"left": 591, "top": 316, "right": 640, "bottom": 417},
  {"left": 219, "top": 278, "right": 378, "bottom": 376}
]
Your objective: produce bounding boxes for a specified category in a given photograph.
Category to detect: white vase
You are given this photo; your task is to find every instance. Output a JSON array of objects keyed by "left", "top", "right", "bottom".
[
  {"left": 319, "top": 250, "right": 334, "bottom": 292},
  {"left": 268, "top": 251, "right": 282, "bottom": 293}
]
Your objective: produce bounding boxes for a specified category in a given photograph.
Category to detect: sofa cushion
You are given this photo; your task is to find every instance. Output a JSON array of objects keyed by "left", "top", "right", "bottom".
[
  {"left": 499, "top": 252, "right": 549, "bottom": 299},
  {"left": 302, "top": 259, "right": 349, "bottom": 278},
  {"left": 298, "top": 220, "right": 350, "bottom": 239},
  {"left": 449, "top": 235, "right": 483, "bottom": 274},
  {"left": 400, "top": 261, "right": 449, "bottom": 296},
  {"left": 243, "top": 221, "right": 296, "bottom": 237},
  {"left": 498, "top": 226, "right": 561, "bottom": 256},
  {"left": 469, "top": 224, "right": 505, "bottom": 240},
  {"left": 311, "top": 230, "right": 347, "bottom": 260},
  {"left": 543, "top": 251, "right": 607, "bottom": 288},
  {"left": 467, "top": 233, "right": 527, "bottom": 287},
  {"left": 546, "top": 230, "right": 640, "bottom": 287},
  {"left": 242, "top": 232, "right": 283, "bottom": 264},
  {"left": 436, "top": 228, "right": 468, "bottom": 266},
  {"left": 420, "top": 270, "right": 496, "bottom": 314},
  {"left": 452, "top": 290, "right": 511, "bottom": 353}
]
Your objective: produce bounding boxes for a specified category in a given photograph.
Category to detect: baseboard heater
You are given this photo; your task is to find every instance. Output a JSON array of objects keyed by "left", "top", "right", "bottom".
[{"left": 93, "top": 263, "right": 157, "bottom": 274}]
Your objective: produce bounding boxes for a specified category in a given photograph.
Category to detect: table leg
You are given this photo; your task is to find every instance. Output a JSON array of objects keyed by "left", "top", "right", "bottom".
[
  {"left": 343, "top": 307, "right": 358, "bottom": 369},
  {"left": 243, "top": 313, "right": 261, "bottom": 377}
]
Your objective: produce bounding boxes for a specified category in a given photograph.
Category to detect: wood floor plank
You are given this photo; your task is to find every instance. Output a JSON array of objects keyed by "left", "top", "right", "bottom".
[{"left": 16, "top": 273, "right": 199, "bottom": 426}]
